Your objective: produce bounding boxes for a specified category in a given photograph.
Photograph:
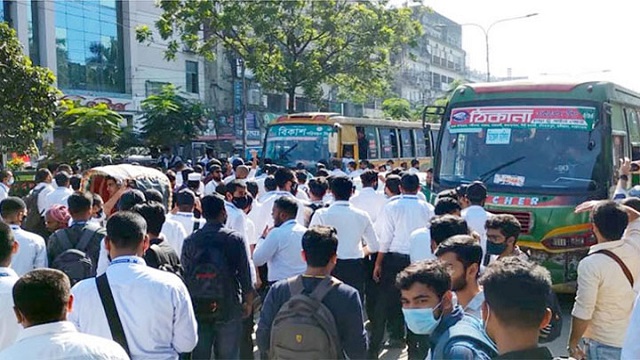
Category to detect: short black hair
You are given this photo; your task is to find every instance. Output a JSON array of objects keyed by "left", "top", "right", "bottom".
[
  {"left": 0, "top": 170, "right": 11, "bottom": 182},
  {"left": 302, "top": 226, "right": 338, "bottom": 267},
  {"left": 176, "top": 189, "right": 196, "bottom": 207},
  {"left": 106, "top": 211, "right": 147, "bottom": 250},
  {"left": 411, "top": 159, "right": 420, "bottom": 167},
  {"left": 214, "top": 183, "right": 226, "bottom": 196},
  {"left": 0, "top": 222, "right": 15, "bottom": 265},
  {"left": 208, "top": 164, "right": 222, "bottom": 173},
  {"left": 465, "top": 181, "right": 487, "bottom": 204},
  {"left": 274, "top": 167, "right": 295, "bottom": 189},
  {"left": 485, "top": 214, "right": 521, "bottom": 240},
  {"left": 0, "top": 197, "right": 26, "bottom": 219},
  {"left": 165, "top": 171, "right": 176, "bottom": 183},
  {"left": 330, "top": 176, "right": 353, "bottom": 201},
  {"left": 132, "top": 202, "right": 166, "bottom": 235},
  {"left": 144, "top": 189, "right": 164, "bottom": 203},
  {"left": 117, "top": 189, "right": 146, "bottom": 211},
  {"left": 56, "top": 164, "right": 73, "bottom": 174},
  {"left": 385, "top": 174, "right": 401, "bottom": 195},
  {"left": 426, "top": 168, "right": 433, "bottom": 174},
  {"left": 264, "top": 175, "right": 277, "bottom": 192},
  {"left": 437, "top": 189, "right": 458, "bottom": 201},
  {"left": 308, "top": 177, "right": 328, "bottom": 198},
  {"left": 67, "top": 192, "right": 93, "bottom": 216},
  {"left": 34, "top": 168, "right": 52, "bottom": 183},
  {"left": 13, "top": 269, "right": 70, "bottom": 325},
  {"left": 591, "top": 201, "right": 628, "bottom": 241},
  {"left": 296, "top": 171, "right": 308, "bottom": 183},
  {"left": 201, "top": 193, "right": 226, "bottom": 221},
  {"left": 274, "top": 196, "right": 298, "bottom": 218},
  {"left": 430, "top": 215, "right": 469, "bottom": 245},
  {"left": 480, "top": 257, "right": 552, "bottom": 329},
  {"left": 360, "top": 169, "right": 378, "bottom": 186},
  {"left": 226, "top": 180, "right": 246, "bottom": 195},
  {"left": 246, "top": 180, "right": 259, "bottom": 199},
  {"left": 434, "top": 197, "right": 461, "bottom": 216},
  {"left": 435, "top": 235, "right": 483, "bottom": 272},
  {"left": 316, "top": 169, "right": 330, "bottom": 178},
  {"left": 347, "top": 161, "right": 357, "bottom": 169},
  {"left": 396, "top": 260, "right": 451, "bottom": 298},
  {"left": 54, "top": 171, "right": 71, "bottom": 187},
  {"left": 92, "top": 193, "right": 104, "bottom": 207},
  {"left": 622, "top": 197, "right": 640, "bottom": 213},
  {"left": 69, "top": 175, "right": 82, "bottom": 191}
]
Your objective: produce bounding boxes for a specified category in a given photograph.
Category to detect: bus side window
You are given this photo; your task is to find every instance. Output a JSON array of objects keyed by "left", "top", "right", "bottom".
[
  {"left": 391, "top": 129, "right": 399, "bottom": 158},
  {"left": 400, "top": 129, "right": 415, "bottom": 158},
  {"left": 379, "top": 128, "right": 397, "bottom": 159},
  {"left": 365, "top": 126, "right": 379, "bottom": 160},
  {"left": 357, "top": 127, "right": 367, "bottom": 160},
  {"left": 415, "top": 129, "right": 428, "bottom": 157}
]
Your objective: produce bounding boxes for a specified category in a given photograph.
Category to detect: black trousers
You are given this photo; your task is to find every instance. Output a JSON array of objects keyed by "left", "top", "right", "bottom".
[
  {"left": 364, "top": 254, "right": 379, "bottom": 322},
  {"left": 369, "top": 252, "right": 411, "bottom": 357},
  {"left": 332, "top": 258, "right": 365, "bottom": 301},
  {"left": 239, "top": 314, "right": 254, "bottom": 360}
]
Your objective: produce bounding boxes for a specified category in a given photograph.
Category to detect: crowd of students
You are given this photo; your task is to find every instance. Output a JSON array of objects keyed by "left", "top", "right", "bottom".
[{"left": 2, "top": 155, "right": 640, "bottom": 359}]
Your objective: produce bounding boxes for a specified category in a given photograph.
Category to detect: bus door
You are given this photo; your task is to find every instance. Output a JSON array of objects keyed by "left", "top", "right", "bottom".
[{"left": 340, "top": 125, "right": 357, "bottom": 161}]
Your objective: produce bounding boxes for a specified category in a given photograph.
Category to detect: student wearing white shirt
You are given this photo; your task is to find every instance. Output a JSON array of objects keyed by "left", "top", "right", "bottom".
[
  {"left": 0, "top": 198, "right": 47, "bottom": 276},
  {"left": 568, "top": 201, "right": 640, "bottom": 360},
  {"left": 250, "top": 168, "right": 306, "bottom": 234},
  {"left": 435, "top": 235, "right": 484, "bottom": 319},
  {"left": 408, "top": 159, "right": 421, "bottom": 175},
  {"left": 43, "top": 172, "right": 74, "bottom": 213},
  {"left": 253, "top": 197, "right": 307, "bottom": 285},
  {"left": 70, "top": 212, "right": 198, "bottom": 359},
  {"left": 0, "top": 222, "right": 21, "bottom": 351},
  {"left": 0, "top": 269, "right": 129, "bottom": 360},
  {"left": 203, "top": 164, "right": 224, "bottom": 195},
  {"left": 309, "top": 176, "right": 378, "bottom": 298},
  {"left": 30, "top": 168, "right": 54, "bottom": 216},
  {"left": 461, "top": 181, "right": 490, "bottom": 259},
  {"left": 225, "top": 180, "right": 257, "bottom": 286},
  {"left": 350, "top": 170, "right": 386, "bottom": 223},
  {"left": 167, "top": 189, "right": 204, "bottom": 255},
  {"left": 409, "top": 197, "right": 463, "bottom": 264},
  {"left": 0, "top": 170, "right": 12, "bottom": 203},
  {"left": 370, "top": 173, "right": 435, "bottom": 358}
]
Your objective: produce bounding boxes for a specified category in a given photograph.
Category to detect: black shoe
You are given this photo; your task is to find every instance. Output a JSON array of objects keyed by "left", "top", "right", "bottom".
[{"left": 383, "top": 339, "right": 406, "bottom": 349}]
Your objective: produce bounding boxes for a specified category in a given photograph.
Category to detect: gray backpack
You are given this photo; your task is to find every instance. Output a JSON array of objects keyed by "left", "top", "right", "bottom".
[
  {"left": 51, "top": 227, "right": 100, "bottom": 285},
  {"left": 270, "top": 276, "right": 341, "bottom": 359}
]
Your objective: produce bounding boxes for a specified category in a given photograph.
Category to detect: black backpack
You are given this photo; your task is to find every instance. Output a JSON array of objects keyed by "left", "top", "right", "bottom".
[
  {"left": 304, "top": 202, "right": 327, "bottom": 226},
  {"left": 22, "top": 187, "right": 47, "bottom": 237},
  {"left": 184, "top": 240, "right": 236, "bottom": 321},
  {"left": 51, "top": 226, "right": 101, "bottom": 285},
  {"left": 147, "top": 243, "right": 184, "bottom": 280}
]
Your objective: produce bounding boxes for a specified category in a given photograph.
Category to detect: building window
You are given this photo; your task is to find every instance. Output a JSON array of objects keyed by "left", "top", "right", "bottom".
[
  {"left": 28, "top": 0, "right": 40, "bottom": 65},
  {"left": 145, "top": 80, "right": 170, "bottom": 97},
  {"left": 55, "top": 0, "right": 126, "bottom": 94},
  {"left": 185, "top": 60, "right": 199, "bottom": 94},
  {"left": 1, "top": 1, "right": 11, "bottom": 24}
]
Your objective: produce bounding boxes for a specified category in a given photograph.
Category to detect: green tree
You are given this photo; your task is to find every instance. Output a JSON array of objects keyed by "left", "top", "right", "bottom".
[
  {"left": 52, "top": 100, "right": 123, "bottom": 165},
  {"left": 0, "top": 22, "right": 58, "bottom": 154},
  {"left": 382, "top": 97, "right": 412, "bottom": 120},
  {"left": 137, "top": 0, "right": 422, "bottom": 113},
  {"left": 140, "top": 84, "right": 207, "bottom": 148}
]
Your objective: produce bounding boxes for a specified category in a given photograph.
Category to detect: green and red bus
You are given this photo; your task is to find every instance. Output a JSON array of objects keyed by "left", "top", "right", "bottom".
[{"left": 427, "top": 80, "right": 640, "bottom": 292}]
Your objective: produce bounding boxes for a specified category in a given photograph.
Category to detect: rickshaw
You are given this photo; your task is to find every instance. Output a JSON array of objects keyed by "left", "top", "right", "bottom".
[{"left": 82, "top": 164, "right": 172, "bottom": 211}]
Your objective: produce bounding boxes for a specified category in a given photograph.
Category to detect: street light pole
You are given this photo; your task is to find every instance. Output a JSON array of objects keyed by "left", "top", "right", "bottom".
[{"left": 461, "top": 13, "right": 538, "bottom": 82}]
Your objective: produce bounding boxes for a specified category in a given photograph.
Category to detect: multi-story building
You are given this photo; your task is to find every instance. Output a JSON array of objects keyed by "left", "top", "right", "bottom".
[
  {"left": 2, "top": 0, "right": 206, "bottom": 126},
  {"left": 394, "top": 8, "right": 467, "bottom": 106}
]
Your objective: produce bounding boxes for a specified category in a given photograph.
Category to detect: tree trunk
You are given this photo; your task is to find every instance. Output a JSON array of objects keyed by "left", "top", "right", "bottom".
[{"left": 287, "top": 88, "right": 296, "bottom": 114}]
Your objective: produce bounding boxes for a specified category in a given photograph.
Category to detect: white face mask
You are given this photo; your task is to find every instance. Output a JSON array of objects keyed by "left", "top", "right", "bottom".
[{"left": 7, "top": 178, "right": 14, "bottom": 186}]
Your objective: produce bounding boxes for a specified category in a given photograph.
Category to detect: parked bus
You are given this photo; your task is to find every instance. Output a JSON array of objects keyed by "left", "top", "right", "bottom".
[
  {"left": 264, "top": 112, "right": 439, "bottom": 172},
  {"left": 427, "top": 80, "right": 640, "bottom": 292}
]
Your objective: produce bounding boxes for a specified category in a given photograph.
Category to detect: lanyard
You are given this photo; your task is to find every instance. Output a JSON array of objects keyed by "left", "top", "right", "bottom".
[
  {"left": 110, "top": 257, "right": 143, "bottom": 266},
  {"left": 0, "top": 273, "right": 12, "bottom": 277}
]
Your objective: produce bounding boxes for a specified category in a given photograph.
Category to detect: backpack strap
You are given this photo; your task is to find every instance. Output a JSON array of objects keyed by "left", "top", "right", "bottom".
[
  {"left": 287, "top": 275, "right": 305, "bottom": 296},
  {"left": 192, "top": 220, "right": 200, "bottom": 234},
  {"left": 55, "top": 229, "right": 74, "bottom": 251},
  {"left": 433, "top": 316, "right": 497, "bottom": 359},
  {"left": 76, "top": 227, "right": 98, "bottom": 253},
  {"left": 150, "top": 244, "right": 171, "bottom": 266},
  {"left": 309, "top": 276, "right": 340, "bottom": 302},
  {"left": 96, "top": 274, "right": 130, "bottom": 357},
  {"left": 590, "top": 249, "right": 634, "bottom": 287}
]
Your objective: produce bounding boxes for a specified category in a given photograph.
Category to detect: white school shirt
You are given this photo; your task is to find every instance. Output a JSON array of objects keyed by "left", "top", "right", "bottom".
[
  {"left": 250, "top": 190, "right": 306, "bottom": 235},
  {"left": 0, "top": 267, "right": 20, "bottom": 351},
  {"left": 350, "top": 187, "right": 387, "bottom": 223},
  {"left": 204, "top": 179, "right": 222, "bottom": 196},
  {"left": 166, "top": 212, "right": 204, "bottom": 255},
  {"left": 69, "top": 256, "right": 198, "bottom": 359},
  {"left": 252, "top": 219, "right": 307, "bottom": 282},
  {"left": 9, "top": 225, "right": 47, "bottom": 276},
  {"left": 0, "top": 184, "right": 8, "bottom": 202},
  {"left": 161, "top": 217, "right": 188, "bottom": 257},
  {"left": 309, "top": 201, "right": 379, "bottom": 259},
  {"left": 623, "top": 293, "right": 640, "bottom": 359},
  {"left": 461, "top": 205, "right": 490, "bottom": 255},
  {"left": 0, "top": 321, "right": 129, "bottom": 360},
  {"left": 225, "top": 202, "right": 257, "bottom": 284},
  {"left": 376, "top": 195, "right": 435, "bottom": 255},
  {"left": 409, "top": 227, "right": 435, "bottom": 263},
  {"left": 43, "top": 186, "right": 74, "bottom": 213},
  {"left": 32, "top": 182, "right": 54, "bottom": 215}
]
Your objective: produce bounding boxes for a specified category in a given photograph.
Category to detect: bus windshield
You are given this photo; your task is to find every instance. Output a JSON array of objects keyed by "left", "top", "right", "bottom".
[
  {"left": 437, "top": 105, "right": 605, "bottom": 193},
  {"left": 264, "top": 124, "right": 332, "bottom": 167}
]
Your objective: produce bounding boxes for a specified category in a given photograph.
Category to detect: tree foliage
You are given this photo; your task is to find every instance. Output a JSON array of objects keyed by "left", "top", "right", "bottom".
[
  {"left": 140, "top": 84, "right": 207, "bottom": 148},
  {"left": 137, "top": 0, "right": 422, "bottom": 113},
  {"left": 0, "top": 22, "right": 59, "bottom": 153},
  {"left": 51, "top": 100, "right": 124, "bottom": 165},
  {"left": 382, "top": 97, "right": 412, "bottom": 120}
]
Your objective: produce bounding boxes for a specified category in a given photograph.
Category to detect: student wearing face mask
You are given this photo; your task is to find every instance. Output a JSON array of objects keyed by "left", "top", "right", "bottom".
[
  {"left": 224, "top": 180, "right": 257, "bottom": 288},
  {"left": 0, "top": 170, "right": 13, "bottom": 203},
  {"left": 396, "top": 260, "right": 497, "bottom": 360},
  {"left": 485, "top": 214, "right": 528, "bottom": 264}
]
